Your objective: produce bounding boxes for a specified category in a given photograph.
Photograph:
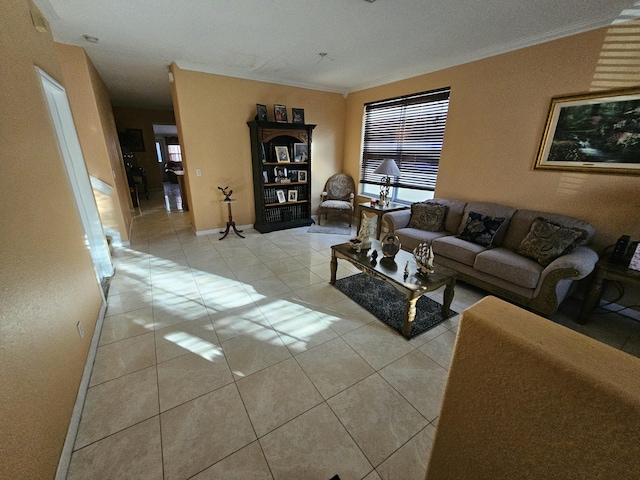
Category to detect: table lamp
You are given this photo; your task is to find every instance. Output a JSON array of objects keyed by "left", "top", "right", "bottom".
[{"left": 373, "top": 159, "right": 401, "bottom": 207}]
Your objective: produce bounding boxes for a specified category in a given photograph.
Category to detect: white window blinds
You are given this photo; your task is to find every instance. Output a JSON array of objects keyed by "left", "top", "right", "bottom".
[{"left": 361, "top": 87, "right": 451, "bottom": 191}]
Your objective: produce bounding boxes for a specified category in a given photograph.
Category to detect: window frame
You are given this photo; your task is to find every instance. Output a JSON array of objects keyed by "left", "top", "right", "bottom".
[{"left": 360, "top": 87, "right": 451, "bottom": 204}]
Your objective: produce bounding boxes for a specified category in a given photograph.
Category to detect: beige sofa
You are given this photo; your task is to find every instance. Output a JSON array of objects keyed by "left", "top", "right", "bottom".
[{"left": 382, "top": 199, "right": 599, "bottom": 315}]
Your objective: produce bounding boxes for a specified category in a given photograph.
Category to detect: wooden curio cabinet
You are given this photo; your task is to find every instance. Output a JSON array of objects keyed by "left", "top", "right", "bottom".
[{"left": 247, "top": 121, "right": 315, "bottom": 233}]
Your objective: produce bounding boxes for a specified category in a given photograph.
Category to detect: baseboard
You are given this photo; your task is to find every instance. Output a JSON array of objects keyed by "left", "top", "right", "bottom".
[{"left": 55, "top": 299, "right": 108, "bottom": 480}]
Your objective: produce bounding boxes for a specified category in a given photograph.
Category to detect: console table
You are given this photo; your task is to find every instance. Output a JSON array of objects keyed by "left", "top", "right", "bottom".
[{"left": 577, "top": 253, "right": 640, "bottom": 323}]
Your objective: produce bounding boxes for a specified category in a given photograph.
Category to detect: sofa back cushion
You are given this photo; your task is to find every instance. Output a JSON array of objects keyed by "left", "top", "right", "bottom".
[
  {"left": 408, "top": 203, "right": 448, "bottom": 231},
  {"left": 458, "top": 202, "right": 516, "bottom": 246},
  {"left": 502, "top": 209, "right": 595, "bottom": 251},
  {"left": 516, "top": 217, "right": 585, "bottom": 266},
  {"left": 419, "top": 198, "right": 467, "bottom": 233}
]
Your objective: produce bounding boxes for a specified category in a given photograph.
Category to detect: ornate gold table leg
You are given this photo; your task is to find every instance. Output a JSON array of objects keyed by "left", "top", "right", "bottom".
[
  {"left": 330, "top": 251, "right": 338, "bottom": 285},
  {"left": 442, "top": 278, "right": 456, "bottom": 316},
  {"left": 402, "top": 294, "right": 419, "bottom": 338}
]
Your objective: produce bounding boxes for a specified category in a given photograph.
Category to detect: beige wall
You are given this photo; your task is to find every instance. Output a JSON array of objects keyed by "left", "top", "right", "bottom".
[
  {"left": 345, "top": 26, "right": 640, "bottom": 252},
  {"left": 55, "top": 43, "right": 133, "bottom": 243},
  {"left": 170, "top": 64, "right": 346, "bottom": 232},
  {"left": 112, "top": 106, "right": 176, "bottom": 192},
  {"left": 0, "top": 1, "right": 105, "bottom": 478}
]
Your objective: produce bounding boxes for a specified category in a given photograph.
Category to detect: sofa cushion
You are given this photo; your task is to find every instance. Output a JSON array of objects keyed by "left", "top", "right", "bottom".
[
  {"left": 433, "top": 235, "right": 487, "bottom": 266},
  {"left": 458, "top": 202, "right": 516, "bottom": 245},
  {"left": 516, "top": 217, "right": 584, "bottom": 266},
  {"left": 457, "top": 212, "right": 506, "bottom": 247},
  {"left": 395, "top": 228, "right": 450, "bottom": 253},
  {"left": 502, "top": 209, "right": 595, "bottom": 251},
  {"left": 420, "top": 198, "right": 467, "bottom": 233},
  {"left": 408, "top": 203, "right": 448, "bottom": 231},
  {"left": 474, "top": 247, "right": 544, "bottom": 289}
]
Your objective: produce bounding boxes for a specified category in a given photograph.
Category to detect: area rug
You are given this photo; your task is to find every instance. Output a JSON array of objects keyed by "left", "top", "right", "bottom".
[
  {"left": 307, "top": 216, "right": 353, "bottom": 235},
  {"left": 334, "top": 273, "right": 457, "bottom": 338}
]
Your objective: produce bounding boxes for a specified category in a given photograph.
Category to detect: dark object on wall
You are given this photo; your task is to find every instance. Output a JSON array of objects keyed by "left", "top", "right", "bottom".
[{"left": 119, "top": 128, "right": 145, "bottom": 152}]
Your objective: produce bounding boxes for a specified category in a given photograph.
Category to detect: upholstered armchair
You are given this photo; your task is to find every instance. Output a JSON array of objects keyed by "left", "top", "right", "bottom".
[{"left": 318, "top": 173, "right": 355, "bottom": 226}]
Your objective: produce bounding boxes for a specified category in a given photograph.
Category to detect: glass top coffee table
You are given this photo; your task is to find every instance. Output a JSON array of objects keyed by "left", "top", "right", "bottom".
[{"left": 330, "top": 239, "right": 456, "bottom": 338}]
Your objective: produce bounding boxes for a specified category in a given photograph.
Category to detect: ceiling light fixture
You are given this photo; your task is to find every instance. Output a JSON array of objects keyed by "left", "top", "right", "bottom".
[{"left": 83, "top": 34, "right": 99, "bottom": 43}]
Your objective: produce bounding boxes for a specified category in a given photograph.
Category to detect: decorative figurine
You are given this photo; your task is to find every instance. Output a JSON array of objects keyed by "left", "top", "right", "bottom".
[
  {"left": 413, "top": 242, "right": 435, "bottom": 275},
  {"left": 356, "top": 213, "right": 377, "bottom": 250},
  {"left": 218, "top": 185, "right": 233, "bottom": 202}
]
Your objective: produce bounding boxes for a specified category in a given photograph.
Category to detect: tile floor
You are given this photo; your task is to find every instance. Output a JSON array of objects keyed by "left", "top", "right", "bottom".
[{"left": 66, "top": 186, "right": 640, "bottom": 480}]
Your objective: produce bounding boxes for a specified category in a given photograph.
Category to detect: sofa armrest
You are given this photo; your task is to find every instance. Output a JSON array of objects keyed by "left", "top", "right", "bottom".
[
  {"left": 529, "top": 246, "right": 599, "bottom": 314},
  {"left": 540, "top": 246, "right": 599, "bottom": 281},
  {"left": 382, "top": 210, "right": 412, "bottom": 232}
]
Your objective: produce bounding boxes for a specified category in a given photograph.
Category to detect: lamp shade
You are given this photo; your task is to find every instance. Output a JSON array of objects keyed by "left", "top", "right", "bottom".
[{"left": 373, "top": 159, "right": 401, "bottom": 177}]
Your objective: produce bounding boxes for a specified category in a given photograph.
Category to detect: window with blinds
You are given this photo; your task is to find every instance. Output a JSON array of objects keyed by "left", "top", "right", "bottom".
[{"left": 361, "top": 87, "right": 451, "bottom": 196}]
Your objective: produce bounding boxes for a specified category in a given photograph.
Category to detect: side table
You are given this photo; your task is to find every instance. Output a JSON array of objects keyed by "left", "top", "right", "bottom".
[
  {"left": 577, "top": 253, "right": 640, "bottom": 323},
  {"left": 219, "top": 199, "right": 245, "bottom": 240},
  {"left": 357, "top": 202, "right": 409, "bottom": 239}
]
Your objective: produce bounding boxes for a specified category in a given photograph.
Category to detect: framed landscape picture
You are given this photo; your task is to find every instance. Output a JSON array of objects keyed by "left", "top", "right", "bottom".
[{"left": 534, "top": 87, "right": 640, "bottom": 175}]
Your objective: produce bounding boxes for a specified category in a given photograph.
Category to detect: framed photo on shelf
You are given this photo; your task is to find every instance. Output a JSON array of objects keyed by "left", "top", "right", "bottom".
[
  {"left": 534, "top": 87, "right": 640, "bottom": 175},
  {"left": 298, "top": 170, "right": 307, "bottom": 183},
  {"left": 293, "top": 143, "right": 308, "bottom": 162},
  {"left": 276, "top": 190, "right": 286, "bottom": 203},
  {"left": 274, "top": 145, "right": 290, "bottom": 162},
  {"left": 274, "top": 104, "right": 288, "bottom": 123},
  {"left": 274, "top": 166, "right": 288, "bottom": 183},
  {"left": 292, "top": 108, "right": 305, "bottom": 124},
  {"left": 289, "top": 170, "right": 299, "bottom": 182},
  {"left": 256, "top": 104, "right": 268, "bottom": 122},
  {"left": 288, "top": 190, "right": 298, "bottom": 202}
]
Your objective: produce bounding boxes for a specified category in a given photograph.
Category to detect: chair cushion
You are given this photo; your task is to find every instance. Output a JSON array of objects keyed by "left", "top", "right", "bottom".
[
  {"left": 516, "top": 217, "right": 584, "bottom": 266},
  {"left": 457, "top": 212, "right": 505, "bottom": 248},
  {"left": 474, "top": 248, "right": 543, "bottom": 289},
  {"left": 408, "top": 203, "right": 448, "bottom": 231},
  {"left": 320, "top": 200, "right": 352, "bottom": 211}
]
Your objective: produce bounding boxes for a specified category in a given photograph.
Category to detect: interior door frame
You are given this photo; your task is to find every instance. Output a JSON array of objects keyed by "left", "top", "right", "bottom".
[{"left": 36, "top": 67, "right": 114, "bottom": 282}]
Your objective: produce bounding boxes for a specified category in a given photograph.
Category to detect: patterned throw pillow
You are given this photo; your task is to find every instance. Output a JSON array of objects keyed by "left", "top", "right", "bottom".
[
  {"left": 457, "top": 211, "right": 505, "bottom": 247},
  {"left": 408, "top": 203, "right": 448, "bottom": 232},
  {"left": 516, "top": 217, "right": 584, "bottom": 266}
]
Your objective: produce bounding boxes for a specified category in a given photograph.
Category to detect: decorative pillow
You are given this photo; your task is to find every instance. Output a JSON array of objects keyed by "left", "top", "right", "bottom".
[
  {"left": 408, "top": 203, "right": 448, "bottom": 232},
  {"left": 516, "top": 217, "right": 584, "bottom": 266},
  {"left": 457, "top": 211, "right": 505, "bottom": 247}
]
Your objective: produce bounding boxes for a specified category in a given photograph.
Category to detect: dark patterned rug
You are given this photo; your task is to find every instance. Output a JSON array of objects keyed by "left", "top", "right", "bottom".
[{"left": 334, "top": 273, "right": 457, "bottom": 339}]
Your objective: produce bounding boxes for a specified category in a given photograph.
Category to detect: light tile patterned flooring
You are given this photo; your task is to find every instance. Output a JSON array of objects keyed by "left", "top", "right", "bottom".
[{"left": 67, "top": 189, "right": 640, "bottom": 479}]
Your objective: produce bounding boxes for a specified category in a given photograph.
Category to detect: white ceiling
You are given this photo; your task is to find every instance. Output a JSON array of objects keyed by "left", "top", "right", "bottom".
[{"left": 35, "top": 0, "right": 638, "bottom": 110}]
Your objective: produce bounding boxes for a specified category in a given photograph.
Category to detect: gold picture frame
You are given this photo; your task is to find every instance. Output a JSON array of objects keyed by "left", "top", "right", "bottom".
[{"left": 534, "top": 87, "right": 640, "bottom": 175}]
